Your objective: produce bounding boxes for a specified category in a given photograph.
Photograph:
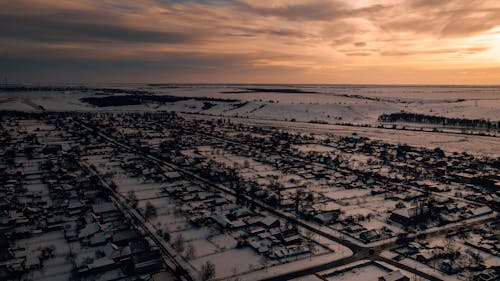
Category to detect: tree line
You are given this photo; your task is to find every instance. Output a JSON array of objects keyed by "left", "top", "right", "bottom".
[{"left": 379, "top": 112, "right": 499, "bottom": 130}]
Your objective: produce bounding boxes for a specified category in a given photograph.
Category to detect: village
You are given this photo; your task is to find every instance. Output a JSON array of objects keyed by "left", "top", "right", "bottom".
[{"left": 0, "top": 110, "right": 498, "bottom": 281}]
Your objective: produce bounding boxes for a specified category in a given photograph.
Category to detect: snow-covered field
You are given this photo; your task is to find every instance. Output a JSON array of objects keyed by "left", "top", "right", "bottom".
[
  {"left": 2, "top": 84, "right": 499, "bottom": 122},
  {"left": 1, "top": 84, "right": 499, "bottom": 157}
]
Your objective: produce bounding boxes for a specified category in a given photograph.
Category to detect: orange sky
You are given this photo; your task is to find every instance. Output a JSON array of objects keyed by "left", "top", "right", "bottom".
[{"left": 1, "top": 0, "right": 500, "bottom": 84}]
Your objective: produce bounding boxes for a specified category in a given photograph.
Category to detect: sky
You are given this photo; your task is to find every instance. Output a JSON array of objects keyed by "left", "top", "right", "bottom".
[{"left": 1, "top": 0, "right": 500, "bottom": 84}]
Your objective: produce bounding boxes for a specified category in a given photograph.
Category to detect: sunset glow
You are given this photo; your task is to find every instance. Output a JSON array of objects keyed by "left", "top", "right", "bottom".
[{"left": 1, "top": 0, "right": 500, "bottom": 84}]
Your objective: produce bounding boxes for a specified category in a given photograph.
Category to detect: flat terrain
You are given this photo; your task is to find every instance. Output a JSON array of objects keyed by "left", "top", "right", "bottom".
[{"left": 1, "top": 84, "right": 499, "bottom": 281}]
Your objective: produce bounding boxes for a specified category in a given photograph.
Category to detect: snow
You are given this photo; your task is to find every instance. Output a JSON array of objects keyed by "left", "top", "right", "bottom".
[
  {"left": 191, "top": 248, "right": 263, "bottom": 279},
  {"left": 189, "top": 238, "right": 219, "bottom": 258},
  {"left": 323, "top": 262, "right": 390, "bottom": 281},
  {"left": 3, "top": 84, "right": 499, "bottom": 156}
]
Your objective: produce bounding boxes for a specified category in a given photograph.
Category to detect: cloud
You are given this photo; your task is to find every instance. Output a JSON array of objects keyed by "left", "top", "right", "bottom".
[
  {"left": 345, "top": 52, "right": 371, "bottom": 56},
  {"left": 0, "top": 1, "right": 199, "bottom": 44},
  {"left": 380, "top": 47, "right": 489, "bottom": 56},
  {"left": 380, "top": 0, "right": 500, "bottom": 38},
  {"left": 236, "top": 0, "right": 388, "bottom": 22},
  {"left": 0, "top": 14, "right": 197, "bottom": 44},
  {"left": 0, "top": 0, "right": 499, "bottom": 84}
]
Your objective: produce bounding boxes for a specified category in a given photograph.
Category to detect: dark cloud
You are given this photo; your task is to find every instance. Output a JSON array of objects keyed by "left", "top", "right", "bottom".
[
  {"left": 223, "top": 26, "right": 309, "bottom": 39},
  {"left": 0, "top": 48, "right": 306, "bottom": 83},
  {"left": 0, "top": 12, "right": 196, "bottom": 44}
]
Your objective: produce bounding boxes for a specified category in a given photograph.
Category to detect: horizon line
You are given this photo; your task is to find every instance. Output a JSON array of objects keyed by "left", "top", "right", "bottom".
[{"left": 3, "top": 82, "right": 500, "bottom": 88}]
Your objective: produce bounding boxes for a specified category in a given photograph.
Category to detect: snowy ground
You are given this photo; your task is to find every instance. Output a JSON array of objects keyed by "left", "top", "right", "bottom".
[
  {"left": 2, "top": 84, "right": 499, "bottom": 125},
  {"left": 81, "top": 152, "right": 351, "bottom": 280},
  {"left": 2, "top": 84, "right": 499, "bottom": 156}
]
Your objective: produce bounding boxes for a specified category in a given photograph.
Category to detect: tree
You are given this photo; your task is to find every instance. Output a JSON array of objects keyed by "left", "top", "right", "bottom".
[
  {"left": 269, "top": 181, "right": 282, "bottom": 206},
  {"left": 163, "top": 228, "right": 171, "bottom": 242},
  {"left": 144, "top": 201, "right": 157, "bottom": 220},
  {"left": 185, "top": 243, "right": 196, "bottom": 260},
  {"left": 294, "top": 189, "right": 304, "bottom": 215},
  {"left": 173, "top": 234, "right": 185, "bottom": 253},
  {"left": 127, "top": 191, "right": 138, "bottom": 208},
  {"left": 200, "top": 261, "right": 216, "bottom": 281}
]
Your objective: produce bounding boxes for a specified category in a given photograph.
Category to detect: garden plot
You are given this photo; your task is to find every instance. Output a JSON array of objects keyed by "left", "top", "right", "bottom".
[
  {"left": 209, "top": 233, "right": 238, "bottom": 250},
  {"left": 339, "top": 206, "right": 374, "bottom": 218},
  {"left": 191, "top": 248, "right": 263, "bottom": 279},
  {"left": 172, "top": 226, "right": 215, "bottom": 242},
  {"left": 196, "top": 147, "right": 285, "bottom": 180},
  {"left": 189, "top": 238, "right": 219, "bottom": 258},
  {"left": 138, "top": 197, "right": 191, "bottom": 232},
  {"left": 15, "top": 231, "right": 72, "bottom": 281},
  {"left": 323, "top": 262, "right": 391, "bottom": 281},
  {"left": 322, "top": 187, "right": 371, "bottom": 200}
]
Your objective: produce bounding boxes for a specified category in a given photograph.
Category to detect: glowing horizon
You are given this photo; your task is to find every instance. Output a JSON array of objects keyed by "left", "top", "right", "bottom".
[{"left": 1, "top": 0, "right": 500, "bottom": 84}]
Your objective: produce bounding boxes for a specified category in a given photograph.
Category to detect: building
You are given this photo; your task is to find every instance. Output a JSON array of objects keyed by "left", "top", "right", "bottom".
[{"left": 389, "top": 205, "right": 428, "bottom": 225}]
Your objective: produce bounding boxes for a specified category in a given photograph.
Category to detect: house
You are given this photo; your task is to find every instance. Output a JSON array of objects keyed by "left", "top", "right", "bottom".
[
  {"left": 389, "top": 206, "right": 428, "bottom": 225},
  {"left": 112, "top": 229, "right": 140, "bottom": 246},
  {"left": 133, "top": 259, "right": 163, "bottom": 274},
  {"left": 440, "top": 259, "right": 461, "bottom": 274},
  {"left": 164, "top": 171, "right": 182, "bottom": 181},
  {"left": 228, "top": 208, "right": 253, "bottom": 220},
  {"left": 84, "top": 257, "right": 118, "bottom": 274},
  {"left": 474, "top": 268, "right": 499, "bottom": 281},
  {"left": 89, "top": 232, "right": 107, "bottom": 247},
  {"left": 67, "top": 199, "right": 84, "bottom": 214},
  {"left": 416, "top": 249, "right": 444, "bottom": 264},
  {"left": 280, "top": 232, "right": 301, "bottom": 245},
  {"left": 313, "top": 210, "right": 340, "bottom": 224},
  {"left": 92, "top": 202, "right": 117, "bottom": 215},
  {"left": 378, "top": 270, "right": 410, "bottom": 281},
  {"left": 260, "top": 216, "right": 280, "bottom": 228},
  {"left": 197, "top": 191, "right": 215, "bottom": 201},
  {"left": 359, "top": 230, "right": 380, "bottom": 243},
  {"left": 78, "top": 223, "right": 99, "bottom": 239},
  {"left": 213, "top": 215, "right": 230, "bottom": 229},
  {"left": 469, "top": 206, "right": 492, "bottom": 218}
]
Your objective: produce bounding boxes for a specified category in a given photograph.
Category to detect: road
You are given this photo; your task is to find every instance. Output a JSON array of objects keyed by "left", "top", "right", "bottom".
[
  {"left": 24, "top": 110, "right": 494, "bottom": 281},
  {"left": 78, "top": 160, "right": 200, "bottom": 281},
  {"left": 72, "top": 117, "right": 474, "bottom": 281}
]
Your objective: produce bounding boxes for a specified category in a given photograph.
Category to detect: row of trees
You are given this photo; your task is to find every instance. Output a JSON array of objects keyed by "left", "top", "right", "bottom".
[{"left": 379, "top": 112, "right": 499, "bottom": 130}]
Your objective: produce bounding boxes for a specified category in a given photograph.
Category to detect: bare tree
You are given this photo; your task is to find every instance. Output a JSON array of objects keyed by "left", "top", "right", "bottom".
[
  {"left": 200, "top": 261, "right": 216, "bottom": 281},
  {"left": 173, "top": 234, "right": 185, "bottom": 253},
  {"left": 127, "top": 191, "right": 138, "bottom": 208},
  {"left": 185, "top": 243, "right": 196, "bottom": 260},
  {"left": 144, "top": 201, "right": 157, "bottom": 220}
]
